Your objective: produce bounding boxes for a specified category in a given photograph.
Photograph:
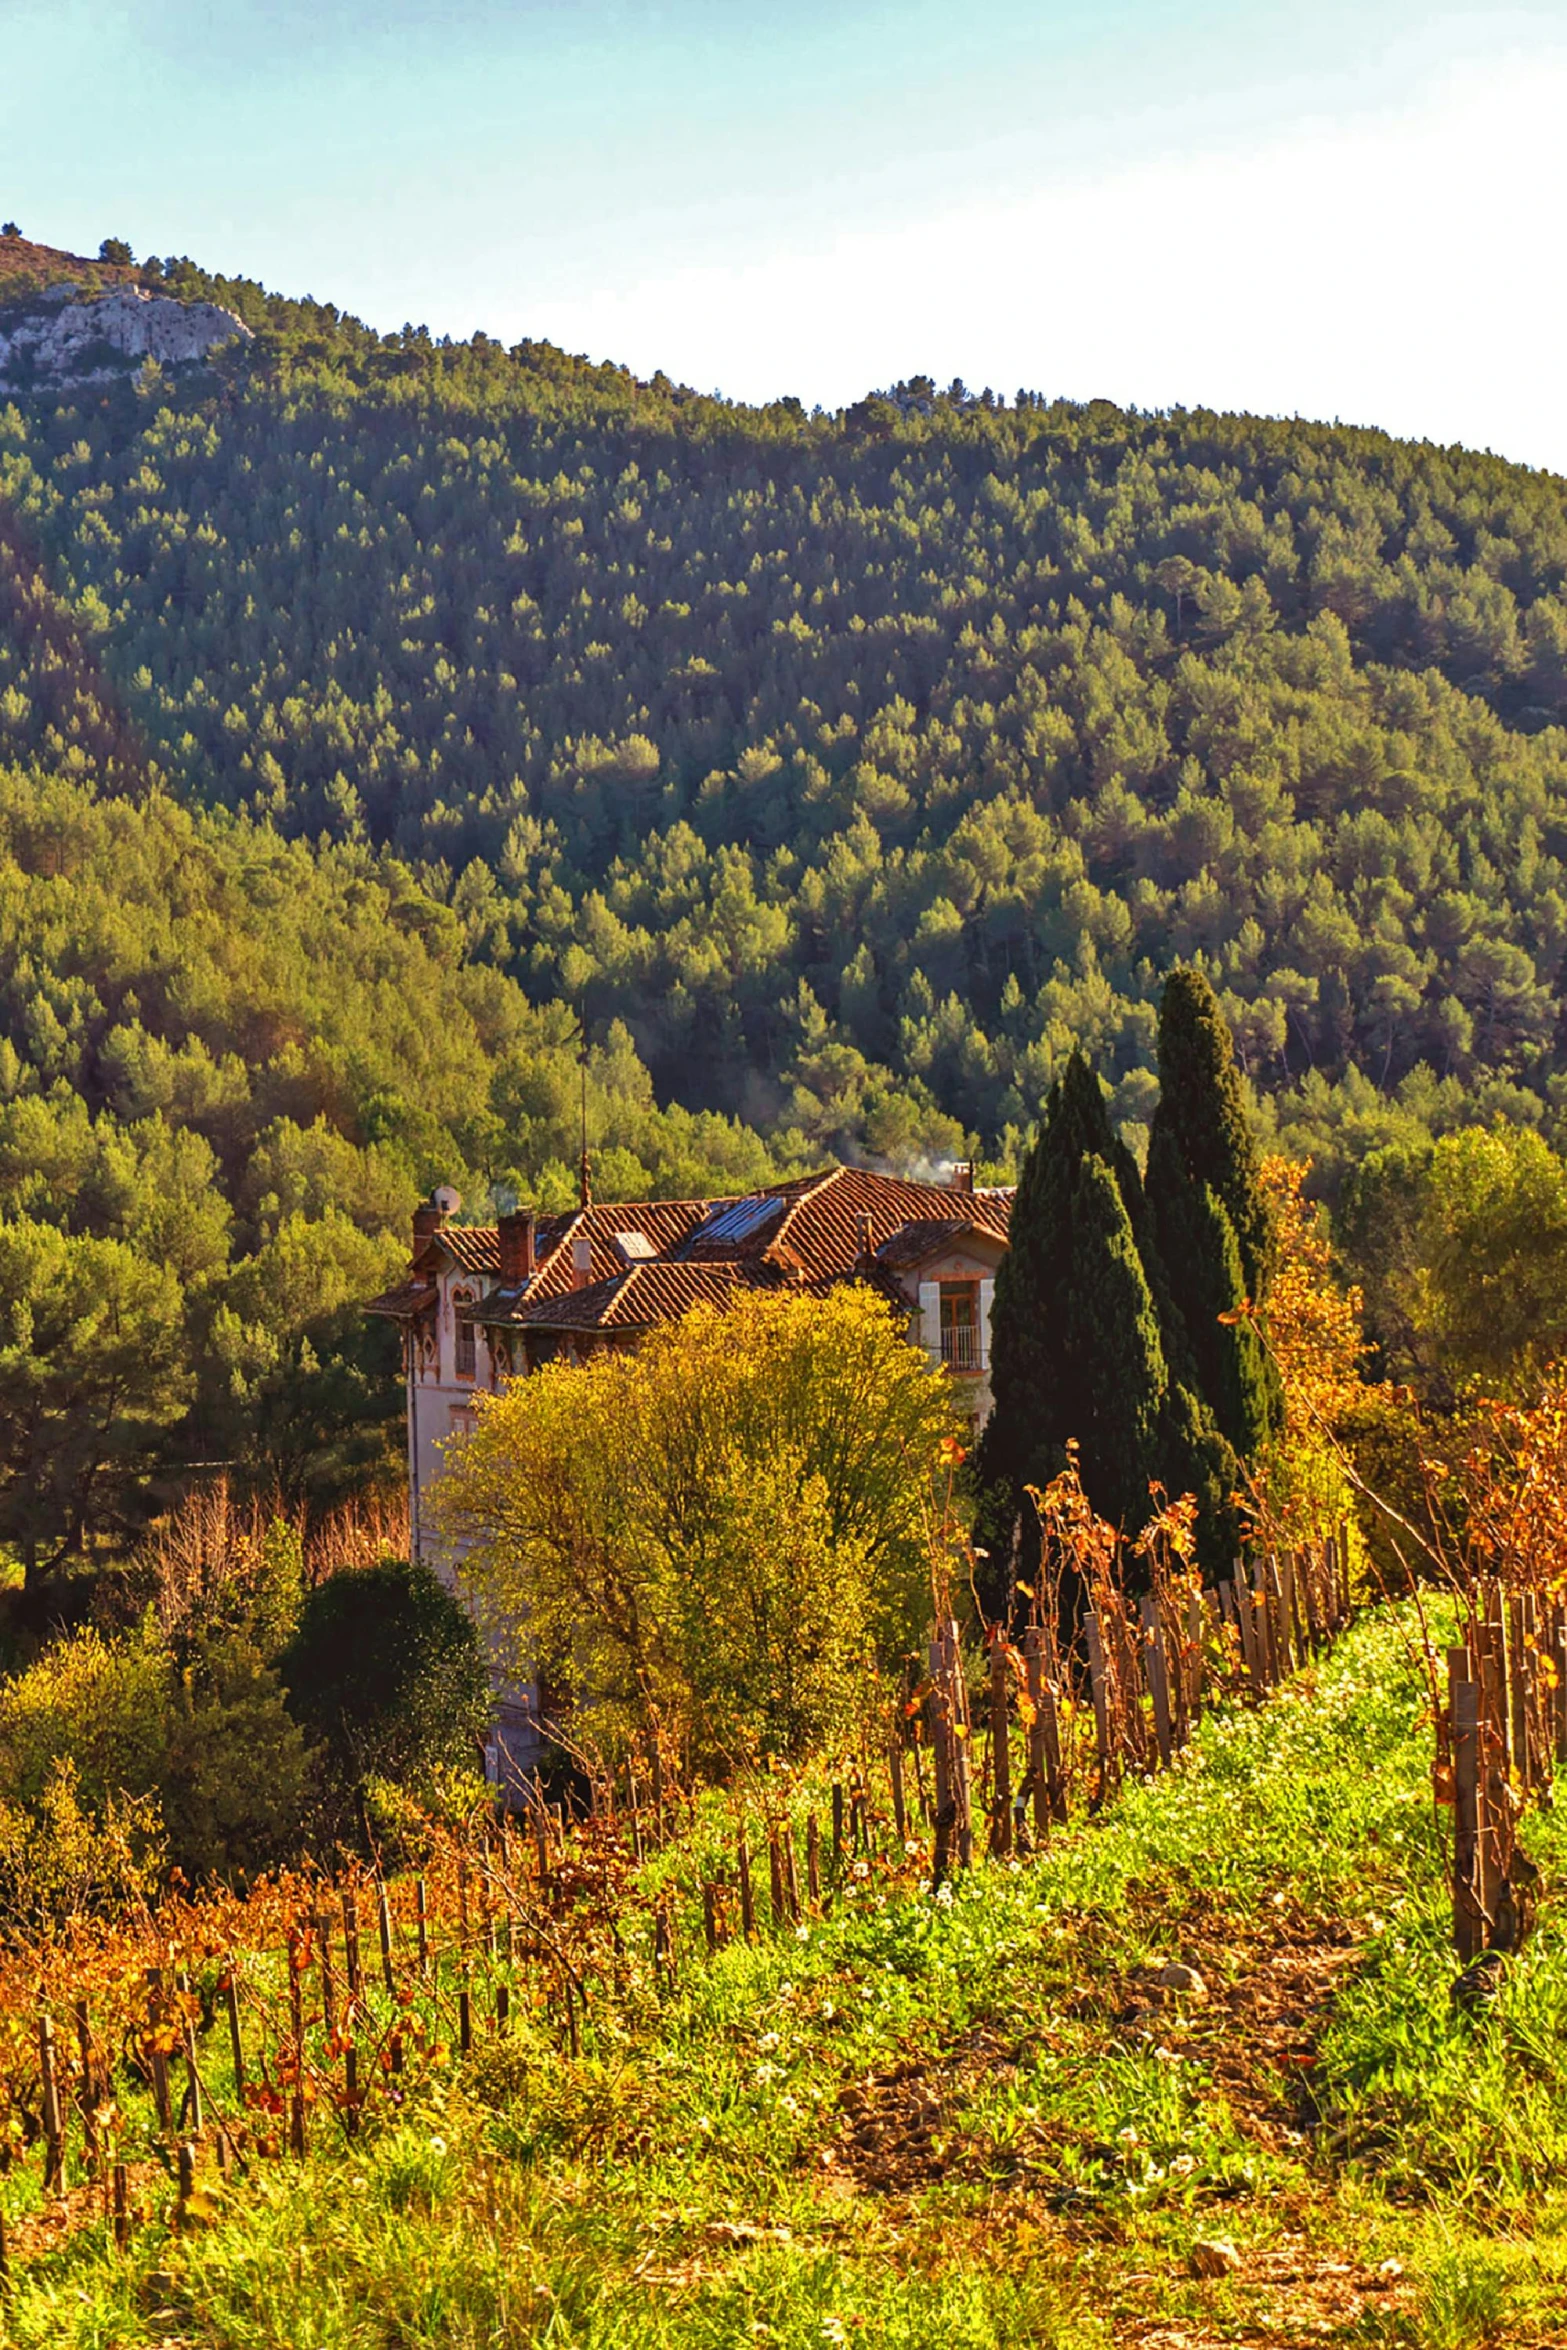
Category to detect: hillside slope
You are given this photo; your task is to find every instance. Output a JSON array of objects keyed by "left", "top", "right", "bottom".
[
  {"left": 1, "top": 257, "right": 1565, "bottom": 1180},
  {"left": 4, "top": 1609, "right": 1565, "bottom": 2345}
]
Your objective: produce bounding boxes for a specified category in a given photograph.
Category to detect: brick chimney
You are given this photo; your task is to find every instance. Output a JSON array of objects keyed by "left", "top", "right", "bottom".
[
  {"left": 948, "top": 1161, "right": 975, "bottom": 1193},
  {"left": 498, "top": 1208, "right": 536, "bottom": 1285},
  {"left": 412, "top": 1198, "right": 448, "bottom": 1245},
  {"left": 571, "top": 1231, "right": 594, "bottom": 1290},
  {"left": 413, "top": 1183, "right": 462, "bottom": 1245}
]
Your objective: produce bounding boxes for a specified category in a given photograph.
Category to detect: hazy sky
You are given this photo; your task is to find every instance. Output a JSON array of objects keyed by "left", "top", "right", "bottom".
[{"left": 7, "top": 1, "right": 1566, "bottom": 469}]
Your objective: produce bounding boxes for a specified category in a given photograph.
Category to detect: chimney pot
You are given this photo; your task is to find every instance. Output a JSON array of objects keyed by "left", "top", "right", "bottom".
[
  {"left": 499, "top": 1208, "right": 536, "bottom": 1285},
  {"left": 949, "top": 1160, "right": 975, "bottom": 1193}
]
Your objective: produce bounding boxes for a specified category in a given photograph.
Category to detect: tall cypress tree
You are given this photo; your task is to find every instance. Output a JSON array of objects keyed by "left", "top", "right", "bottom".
[
  {"left": 1145, "top": 968, "right": 1281, "bottom": 1474},
  {"left": 1150, "top": 967, "right": 1275, "bottom": 1305},
  {"left": 980, "top": 984, "right": 1279, "bottom": 1593},
  {"left": 1062, "top": 1152, "right": 1168, "bottom": 1528},
  {"left": 976, "top": 1050, "right": 1167, "bottom": 1596}
]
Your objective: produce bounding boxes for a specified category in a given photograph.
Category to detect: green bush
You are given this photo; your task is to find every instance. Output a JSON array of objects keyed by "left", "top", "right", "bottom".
[
  {"left": 279, "top": 1558, "right": 490, "bottom": 1820},
  {"left": 0, "top": 1622, "right": 309, "bottom": 1894}
]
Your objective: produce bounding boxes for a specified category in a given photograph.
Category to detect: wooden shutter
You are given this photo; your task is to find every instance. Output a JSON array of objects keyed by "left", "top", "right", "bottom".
[{"left": 918, "top": 1280, "right": 941, "bottom": 1357}]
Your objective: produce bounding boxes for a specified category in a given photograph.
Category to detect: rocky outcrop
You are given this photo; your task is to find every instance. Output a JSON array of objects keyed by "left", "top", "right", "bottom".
[{"left": 0, "top": 286, "right": 251, "bottom": 390}]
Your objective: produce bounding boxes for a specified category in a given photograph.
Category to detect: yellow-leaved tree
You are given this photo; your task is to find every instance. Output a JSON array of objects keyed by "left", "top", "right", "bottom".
[
  {"left": 436, "top": 1285, "right": 962, "bottom": 1766},
  {"left": 1251, "top": 1156, "right": 1369, "bottom": 1552}
]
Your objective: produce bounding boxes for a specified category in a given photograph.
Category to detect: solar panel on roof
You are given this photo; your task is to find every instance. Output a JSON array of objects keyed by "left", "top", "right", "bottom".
[{"left": 692, "top": 1193, "right": 785, "bottom": 1245}]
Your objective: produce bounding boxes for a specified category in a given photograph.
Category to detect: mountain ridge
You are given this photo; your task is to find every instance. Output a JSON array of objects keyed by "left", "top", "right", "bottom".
[{"left": 2, "top": 233, "right": 1566, "bottom": 1199}]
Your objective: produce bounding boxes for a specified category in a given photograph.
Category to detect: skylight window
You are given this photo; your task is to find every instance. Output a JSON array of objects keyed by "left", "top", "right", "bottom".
[{"left": 613, "top": 1230, "right": 658, "bottom": 1263}]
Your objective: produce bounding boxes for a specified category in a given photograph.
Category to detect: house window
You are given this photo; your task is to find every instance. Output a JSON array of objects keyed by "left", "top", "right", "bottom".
[
  {"left": 453, "top": 1289, "right": 477, "bottom": 1381},
  {"left": 939, "top": 1281, "right": 981, "bottom": 1372}
]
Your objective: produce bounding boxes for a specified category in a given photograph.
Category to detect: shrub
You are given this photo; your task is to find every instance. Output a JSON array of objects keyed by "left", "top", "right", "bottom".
[
  {"left": 0, "top": 1757, "right": 162, "bottom": 1932},
  {"left": 279, "top": 1559, "right": 489, "bottom": 1817},
  {"left": 160, "top": 1635, "right": 313, "bottom": 1878},
  {"left": 0, "top": 1625, "right": 170, "bottom": 1808},
  {"left": 0, "top": 1621, "right": 310, "bottom": 1888}
]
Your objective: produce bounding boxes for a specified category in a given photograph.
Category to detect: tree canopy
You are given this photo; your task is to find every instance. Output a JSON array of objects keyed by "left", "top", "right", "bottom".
[
  {"left": 6, "top": 246, "right": 1567, "bottom": 1555},
  {"left": 3, "top": 275, "right": 1567, "bottom": 1192},
  {"left": 437, "top": 1285, "right": 961, "bottom": 1762}
]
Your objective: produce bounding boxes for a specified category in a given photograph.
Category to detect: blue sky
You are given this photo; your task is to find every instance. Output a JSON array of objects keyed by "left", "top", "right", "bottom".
[{"left": 8, "top": 1, "right": 1567, "bottom": 468}]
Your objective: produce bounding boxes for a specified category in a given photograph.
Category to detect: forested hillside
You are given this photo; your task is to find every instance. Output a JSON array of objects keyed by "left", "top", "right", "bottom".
[
  {"left": 4, "top": 251, "right": 1567, "bottom": 1180},
  {"left": 4, "top": 238, "right": 1567, "bottom": 1555},
  {"left": 0, "top": 765, "right": 788, "bottom": 1571}
]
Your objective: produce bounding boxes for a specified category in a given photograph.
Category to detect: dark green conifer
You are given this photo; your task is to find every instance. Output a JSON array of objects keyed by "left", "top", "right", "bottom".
[
  {"left": 1062, "top": 1152, "right": 1168, "bottom": 1529},
  {"left": 976, "top": 1050, "right": 1167, "bottom": 1591},
  {"left": 1145, "top": 968, "right": 1282, "bottom": 1470},
  {"left": 1150, "top": 967, "right": 1275, "bottom": 1303}
]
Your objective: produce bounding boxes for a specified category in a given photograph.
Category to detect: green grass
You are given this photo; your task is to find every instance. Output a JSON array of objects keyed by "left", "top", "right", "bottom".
[{"left": 7, "top": 1608, "right": 1567, "bottom": 2347}]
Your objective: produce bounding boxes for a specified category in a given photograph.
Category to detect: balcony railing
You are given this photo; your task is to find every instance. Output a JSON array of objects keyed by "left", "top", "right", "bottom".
[{"left": 939, "top": 1323, "right": 982, "bottom": 1373}]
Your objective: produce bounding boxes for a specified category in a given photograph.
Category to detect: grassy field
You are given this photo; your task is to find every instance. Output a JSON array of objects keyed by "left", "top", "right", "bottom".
[{"left": 7, "top": 1607, "right": 1567, "bottom": 2350}]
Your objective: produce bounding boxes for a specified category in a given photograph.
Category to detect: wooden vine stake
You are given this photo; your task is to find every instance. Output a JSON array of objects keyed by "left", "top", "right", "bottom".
[
  {"left": 37, "top": 2009, "right": 63, "bottom": 2192},
  {"left": 988, "top": 1635, "right": 1012, "bottom": 1856},
  {"left": 317, "top": 1908, "right": 335, "bottom": 2038},
  {"left": 74, "top": 1998, "right": 99, "bottom": 2177},
  {"left": 926, "top": 1618, "right": 973, "bottom": 1878},
  {"left": 341, "top": 1891, "right": 363, "bottom": 2005},
  {"left": 287, "top": 1923, "right": 307, "bottom": 2159},
  {"left": 182, "top": 2021, "right": 204, "bottom": 2139},
  {"left": 1084, "top": 1613, "right": 1114, "bottom": 1799},
  {"left": 1450, "top": 1650, "right": 1484, "bottom": 1963},
  {"left": 1140, "top": 1596, "right": 1174, "bottom": 1768},
  {"left": 145, "top": 1968, "right": 172, "bottom": 2138},
  {"left": 783, "top": 1828, "right": 802, "bottom": 1922},
  {"left": 225, "top": 1969, "right": 245, "bottom": 2097},
  {"left": 888, "top": 1740, "right": 908, "bottom": 1846},
  {"left": 376, "top": 1882, "right": 396, "bottom": 1996},
  {"left": 737, "top": 1829, "right": 755, "bottom": 1941}
]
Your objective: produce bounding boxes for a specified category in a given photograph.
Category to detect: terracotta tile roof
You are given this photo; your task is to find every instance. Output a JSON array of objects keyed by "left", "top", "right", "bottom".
[
  {"left": 531, "top": 1199, "right": 712, "bottom": 1294},
  {"left": 497, "top": 1258, "right": 906, "bottom": 1336},
  {"left": 506, "top": 1260, "right": 755, "bottom": 1333},
  {"left": 382, "top": 1166, "right": 1013, "bottom": 1337},
  {"left": 872, "top": 1216, "right": 1007, "bottom": 1271},
  {"left": 436, "top": 1227, "right": 501, "bottom": 1276},
  {"left": 410, "top": 1199, "right": 715, "bottom": 1300},
  {"left": 676, "top": 1166, "right": 1011, "bottom": 1275},
  {"left": 364, "top": 1278, "right": 438, "bottom": 1320}
]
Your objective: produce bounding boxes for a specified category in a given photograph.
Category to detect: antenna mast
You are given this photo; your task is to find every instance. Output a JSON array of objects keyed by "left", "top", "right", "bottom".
[{"left": 578, "top": 1014, "right": 592, "bottom": 1210}]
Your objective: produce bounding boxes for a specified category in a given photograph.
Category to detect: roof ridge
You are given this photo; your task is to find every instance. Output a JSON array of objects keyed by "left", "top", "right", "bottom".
[
  {"left": 769, "top": 1163, "right": 841, "bottom": 1252},
  {"left": 533, "top": 1209, "right": 580, "bottom": 1274}
]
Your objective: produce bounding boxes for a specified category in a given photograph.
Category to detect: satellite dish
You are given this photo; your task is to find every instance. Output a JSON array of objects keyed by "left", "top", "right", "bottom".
[{"left": 432, "top": 1184, "right": 463, "bottom": 1217}]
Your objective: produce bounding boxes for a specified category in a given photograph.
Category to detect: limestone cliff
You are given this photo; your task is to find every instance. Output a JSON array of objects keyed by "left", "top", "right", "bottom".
[{"left": 0, "top": 285, "right": 251, "bottom": 389}]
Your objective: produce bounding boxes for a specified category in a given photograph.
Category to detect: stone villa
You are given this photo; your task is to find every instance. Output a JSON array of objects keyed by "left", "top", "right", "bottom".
[{"left": 367, "top": 1159, "right": 1012, "bottom": 1784}]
